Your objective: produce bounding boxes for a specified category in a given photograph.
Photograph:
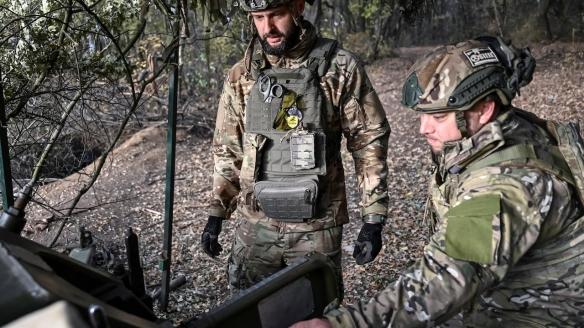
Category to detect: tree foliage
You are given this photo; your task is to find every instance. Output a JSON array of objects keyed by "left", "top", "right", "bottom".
[
  {"left": 2, "top": 0, "right": 171, "bottom": 239},
  {"left": 0, "top": 0, "right": 252, "bottom": 243}
]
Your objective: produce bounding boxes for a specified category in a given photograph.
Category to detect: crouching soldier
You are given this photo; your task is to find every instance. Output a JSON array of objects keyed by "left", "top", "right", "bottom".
[{"left": 294, "top": 37, "right": 584, "bottom": 327}]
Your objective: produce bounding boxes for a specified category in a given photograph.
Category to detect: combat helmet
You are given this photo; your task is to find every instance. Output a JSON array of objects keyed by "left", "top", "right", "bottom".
[
  {"left": 402, "top": 36, "right": 535, "bottom": 114},
  {"left": 239, "top": 0, "right": 313, "bottom": 12}
]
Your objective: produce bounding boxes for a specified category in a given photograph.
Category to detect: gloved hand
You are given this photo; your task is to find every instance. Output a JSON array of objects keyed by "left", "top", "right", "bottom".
[
  {"left": 352, "top": 223, "right": 383, "bottom": 265},
  {"left": 201, "top": 216, "right": 223, "bottom": 257}
]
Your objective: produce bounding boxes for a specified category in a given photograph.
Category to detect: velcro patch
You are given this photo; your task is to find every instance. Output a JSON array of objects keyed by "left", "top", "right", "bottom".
[
  {"left": 445, "top": 194, "right": 500, "bottom": 264},
  {"left": 463, "top": 47, "right": 500, "bottom": 67}
]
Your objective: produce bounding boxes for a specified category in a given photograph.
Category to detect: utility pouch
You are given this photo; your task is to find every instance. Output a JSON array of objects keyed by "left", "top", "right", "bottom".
[
  {"left": 290, "top": 131, "right": 316, "bottom": 170},
  {"left": 253, "top": 178, "right": 318, "bottom": 221}
]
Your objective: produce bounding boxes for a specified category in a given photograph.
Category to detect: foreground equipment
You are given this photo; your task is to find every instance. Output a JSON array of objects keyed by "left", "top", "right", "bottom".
[
  {"left": 0, "top": 226, "right": 158, "bottom": 327},
  {"left": 186, "top": 252, "right": 340, "bottom": 328},
  {"left": 0, "top": 198, "right": 339, "bottom": 327}
]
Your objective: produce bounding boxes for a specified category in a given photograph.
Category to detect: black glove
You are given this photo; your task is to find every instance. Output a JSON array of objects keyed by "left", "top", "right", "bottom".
[
  {"left": 352, "top": 223, "right": 383, "bottom": 265},
  {"left": 201, "top": 216, "right": 223, "bottom": 257}
]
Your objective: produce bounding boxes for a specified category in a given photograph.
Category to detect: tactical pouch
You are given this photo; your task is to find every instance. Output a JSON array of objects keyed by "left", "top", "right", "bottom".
[
  {"left": 290, "top": 131, "right": 316, "bottom": 170},
  {"left": 253, "top": 178, "right": 318, "bottom": 221}
]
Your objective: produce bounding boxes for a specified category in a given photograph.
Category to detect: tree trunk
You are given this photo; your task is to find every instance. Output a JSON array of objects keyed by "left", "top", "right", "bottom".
[
  {"left": 305, "top": 0, "right": 322, "bottom": 30},
  {"left": 370, "top": 10, "right": 390, "bottom": 60},
  {"left": 335, "top": 0, "right": 355, "bottom": 33},
  {"left": 354, "top": 0, "right": 366, "bottom": 32},
  {"left": 492, "top": 0, "right": 505, "bottom": 37},
  {"left": 537, "top": 0, "right": 553, "bottom": 40}
]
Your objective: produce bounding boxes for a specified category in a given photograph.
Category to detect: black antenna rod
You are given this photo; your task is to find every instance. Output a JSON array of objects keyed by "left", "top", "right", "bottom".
[{"left": 0, "top": 66, "right": 14, "bottom": 210}]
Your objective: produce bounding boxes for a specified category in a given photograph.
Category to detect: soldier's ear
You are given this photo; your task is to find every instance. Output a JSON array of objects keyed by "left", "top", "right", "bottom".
[{"left": 479, "top": 99, "right": 497, "bottom": 124}]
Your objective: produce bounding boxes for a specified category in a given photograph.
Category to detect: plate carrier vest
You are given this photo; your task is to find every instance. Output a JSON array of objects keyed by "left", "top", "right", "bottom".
[{"left": 244, "top": 38, "right": 338, "bottom": 221}]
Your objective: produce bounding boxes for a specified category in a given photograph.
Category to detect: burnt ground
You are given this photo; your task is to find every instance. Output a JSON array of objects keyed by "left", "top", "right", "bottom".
[{"left": 25, "top": 42, "right": 584, "bottom": 325}]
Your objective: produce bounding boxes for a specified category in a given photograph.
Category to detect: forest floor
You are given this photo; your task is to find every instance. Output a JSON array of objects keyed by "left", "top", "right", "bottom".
[{"left": 25, "top": 41, "right": 584, "bottom": 325}]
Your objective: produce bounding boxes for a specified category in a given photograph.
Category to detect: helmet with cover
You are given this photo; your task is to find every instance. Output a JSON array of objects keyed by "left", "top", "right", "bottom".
[
  {"left": 402, "top": 36, "right": 535, "bottom": 114},
  {"left": 239, "top": 0, "right": 313, "bottom": 12}
]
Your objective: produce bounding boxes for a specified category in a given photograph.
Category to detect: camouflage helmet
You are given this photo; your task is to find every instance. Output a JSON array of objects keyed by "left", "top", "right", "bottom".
[
  {"left": 239, "top": 0, "right": 313, "bottom": 12},
  {"left": 402, "top": 36, "right": 536, "bottom": 113}
]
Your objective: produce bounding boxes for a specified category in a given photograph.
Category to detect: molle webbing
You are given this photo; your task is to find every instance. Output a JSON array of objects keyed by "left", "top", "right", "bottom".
[
  {"left": 245, "top": 38, "right": 338, "bottom": 220},
  {"left": 245, "top": 66, "right": 327, "bottom": 176},
  {"left": 245, "top": 38, "right": 338, "bottom": 178}
]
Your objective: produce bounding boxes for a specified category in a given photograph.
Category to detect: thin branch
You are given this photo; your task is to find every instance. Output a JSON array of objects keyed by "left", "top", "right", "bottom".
[
  {"left": 49, "top": 79, "right": 150, "bottom": 247},
  {"left": 39, "top": 194, "right": 139, "bottom": 223},
  {"left": 122, "top": 0, "right": 151, "bottom": 55},
  {"left": 74, "top": 0, "right": 137, "bottom": 101},
  {"left": 29, "top": 77, "right": 97, "bottom": 185}
]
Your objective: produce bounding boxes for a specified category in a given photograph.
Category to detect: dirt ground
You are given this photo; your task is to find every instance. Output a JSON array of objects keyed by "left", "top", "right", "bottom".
[{"left": 25, "top": 42, "right": 584, "bottom": 325}]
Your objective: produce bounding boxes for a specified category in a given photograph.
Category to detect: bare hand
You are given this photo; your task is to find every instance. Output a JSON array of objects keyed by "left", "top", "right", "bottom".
[{"left": 290, "top": 318, "right": 332, "bottom": 328}]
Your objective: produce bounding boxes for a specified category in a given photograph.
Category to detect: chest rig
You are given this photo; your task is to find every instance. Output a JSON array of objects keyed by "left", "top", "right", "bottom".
[{"left": 245, "top": 38, "right": 338, "bottom": 221}]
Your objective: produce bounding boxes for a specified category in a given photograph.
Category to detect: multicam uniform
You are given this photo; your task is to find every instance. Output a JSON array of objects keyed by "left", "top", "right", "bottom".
[
  {"left": 324, "top": 108, "right": 584, "bottom": 327},
  {"left": 209, "top": 20, "right": 390, "bottom": 289}
]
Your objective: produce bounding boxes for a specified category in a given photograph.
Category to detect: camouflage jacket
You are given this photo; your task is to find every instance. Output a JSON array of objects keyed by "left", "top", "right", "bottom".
[
  {"left": 325, "top": 108, "right": 584, "bottom": 327},
  {"left": 208, "top": 20, "right": 390, "bottom": 231}
]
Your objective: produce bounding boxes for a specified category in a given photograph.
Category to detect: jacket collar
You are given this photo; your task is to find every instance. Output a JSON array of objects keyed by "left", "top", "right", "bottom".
[{"left": 437, "top": 110, "right": 516, "bottom": 175}]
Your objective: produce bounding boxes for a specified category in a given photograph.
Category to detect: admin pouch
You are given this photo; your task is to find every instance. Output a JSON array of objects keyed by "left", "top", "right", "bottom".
[
  {"left": 245, "top": 38, "right": 338, "bottom": 221},
  {"left": 254, "top": 178, "right": 319, "bottom": 220}
]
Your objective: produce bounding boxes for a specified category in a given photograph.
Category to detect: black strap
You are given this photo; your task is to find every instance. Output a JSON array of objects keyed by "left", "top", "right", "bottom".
[{"left": 306, "top": 38, "right": 338, "bottom": 77}]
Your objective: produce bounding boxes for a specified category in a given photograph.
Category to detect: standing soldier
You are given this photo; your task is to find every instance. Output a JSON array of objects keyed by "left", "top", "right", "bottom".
[
  {"left": 294, "top": 37, "right": 584, "bottom": 327},
  {"left": 200, "top": 0, "right": 390, "bottom": 293}
]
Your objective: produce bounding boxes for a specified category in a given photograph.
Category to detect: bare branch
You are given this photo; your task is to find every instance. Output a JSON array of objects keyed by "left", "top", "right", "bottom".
[
  {"left": 74, "top": 0, "right": 137, "bottom": 101},
  {"left": 29, "top": 77, "right": 97, "bottom": 185},
  {"left": 48, "top": 78, "right": 150, "bottom": 247}
]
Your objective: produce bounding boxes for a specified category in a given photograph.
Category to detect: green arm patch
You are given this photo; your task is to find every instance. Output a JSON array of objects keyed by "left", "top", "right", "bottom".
[{"left": 445, "top": 194, "right": 501, "bottom": 265}]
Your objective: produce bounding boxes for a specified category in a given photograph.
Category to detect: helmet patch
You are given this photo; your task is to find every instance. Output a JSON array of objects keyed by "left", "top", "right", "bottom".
[
  {"left": 249, "top": 0, "right": 267, "bottom": 9},
  {"left": 463, "top": 47, "right": 499, "bottom": 67}
]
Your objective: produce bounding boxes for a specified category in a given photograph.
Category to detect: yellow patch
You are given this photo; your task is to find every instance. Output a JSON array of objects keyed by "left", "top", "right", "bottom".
[{"left": 286, "top": 116, "right": 299, "bottom": 128}]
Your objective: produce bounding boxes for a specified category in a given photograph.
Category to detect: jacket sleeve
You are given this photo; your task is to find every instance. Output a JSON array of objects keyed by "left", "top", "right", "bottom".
[
  {"left": 208, "top": 78, "right": 245, "bottom": 219},
  {"left": 338, "top": 57, "right": 390, "bottom": 217},
  {"left": 324, "top": 168, "right": 557, "bottom": 327}
]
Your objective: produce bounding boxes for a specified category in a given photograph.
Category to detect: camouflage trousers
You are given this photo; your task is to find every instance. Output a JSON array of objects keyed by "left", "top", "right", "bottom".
[{"left": 227, "top": 219, "right": 343, "bottom": 297}]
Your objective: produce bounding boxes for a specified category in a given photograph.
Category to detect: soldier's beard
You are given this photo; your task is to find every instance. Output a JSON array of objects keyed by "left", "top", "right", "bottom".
[{"left": 259, "top": 26, "right": 300, "bottom": 56}]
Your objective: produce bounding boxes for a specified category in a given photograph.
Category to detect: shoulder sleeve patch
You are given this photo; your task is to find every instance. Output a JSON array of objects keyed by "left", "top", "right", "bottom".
[{"left": 445, "top": 194, "right": 501, "bottom": 265}]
